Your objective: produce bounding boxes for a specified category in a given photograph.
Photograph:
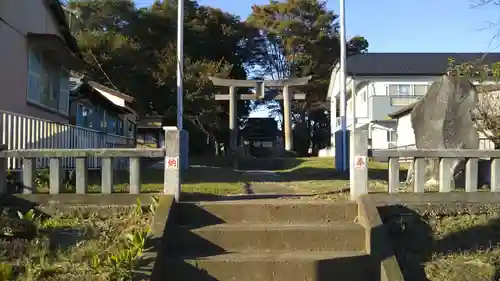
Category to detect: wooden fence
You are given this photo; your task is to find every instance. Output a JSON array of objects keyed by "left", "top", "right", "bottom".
[
  {"left": 351, "top": 130, "right": 500, "bottom": 200},
  {"left": 0, "top": 110, "right": 135, "bottom": 170}
]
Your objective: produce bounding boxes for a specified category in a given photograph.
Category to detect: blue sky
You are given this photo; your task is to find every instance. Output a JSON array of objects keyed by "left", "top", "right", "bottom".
[
  {"left": 135, "top": 0, "right": 500, "bottom": 118},
  {"left": 136, "top": 0, "right": 500, "bottom": 52}
]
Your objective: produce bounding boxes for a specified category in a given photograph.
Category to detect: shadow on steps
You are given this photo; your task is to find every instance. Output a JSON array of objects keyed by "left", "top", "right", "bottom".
[
  {"left": 152, "top": 253, "right": 378, "bottom": 281},
  {"left": 148, "top": 200, "right": 378, "bottom": 281}
]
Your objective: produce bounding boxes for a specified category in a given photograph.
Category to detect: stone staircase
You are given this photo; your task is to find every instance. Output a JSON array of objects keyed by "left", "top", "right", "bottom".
[{"left": 154, "top": 199, "right": 376, "bottom": 281}]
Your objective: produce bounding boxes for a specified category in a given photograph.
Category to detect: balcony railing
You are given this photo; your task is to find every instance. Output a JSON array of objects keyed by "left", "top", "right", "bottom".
[
  {"left": 389, "top": 95, "right": 424, "bottom": 107},
  {"left": 0, "top": 110, "right": 135, "bottom": 170}
]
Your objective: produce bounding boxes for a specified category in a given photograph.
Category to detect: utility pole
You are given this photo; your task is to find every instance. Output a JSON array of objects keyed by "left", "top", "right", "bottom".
[
  {"left": 177, "top": 0, "right": 184, "bottom": 130},
  {"left": 339, "top": 0, "right": 348, "bottom": 172}
]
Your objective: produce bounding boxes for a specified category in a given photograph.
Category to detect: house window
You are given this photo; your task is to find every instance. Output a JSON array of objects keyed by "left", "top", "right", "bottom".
[
  {"left": 358, "top": 90, "right": 367, "bottom": 103},
  {"left": 27, "top": 48, "right": 69, "bottom": 115},
  {"left": 107, "top": 117, "right": 116, "bottom": 134},
  {"left": 127, "top": 120, "right": 136, "bottom": 138},
  {"left": 387, "top": 130, "right": 397, "bottom": 142},
  {"left": 387, "top": 84, "right": 411, "bottom": 96},
  {"left": 106, "top": 116, "right": 124, "bottom": 135},
  {"left": 117, "top": 119, "right": 124, "bottom": 135},
  {"left": 77, "top": 104, "right": 93, "bottom": 128},
  {"left": 414, "top": 84, "right": 428, "bottom": 95}
]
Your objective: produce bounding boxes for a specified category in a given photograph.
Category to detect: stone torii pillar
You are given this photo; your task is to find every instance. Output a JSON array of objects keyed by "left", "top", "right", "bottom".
[{"left": 209, "top": 76, "right": 311, "bottom": 154}]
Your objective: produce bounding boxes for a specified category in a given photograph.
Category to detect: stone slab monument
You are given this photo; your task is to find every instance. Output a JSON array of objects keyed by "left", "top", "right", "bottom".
[{"left": 407, "top": 75, "right": 479, "bottom": 188}]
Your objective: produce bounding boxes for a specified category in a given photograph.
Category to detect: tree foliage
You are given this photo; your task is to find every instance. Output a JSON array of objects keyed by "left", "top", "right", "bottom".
[
  {"left": 66, "top": 0, "right": 369, "bottom": 155},
  {"left": 247, "top": 0, "right": 368, "bottom": 154},
  {"left": 67, "top": 0, "right": 256, "bottom": 154},
  {"left": 447, "top": 57, "right": 500, "bottom": 148}
]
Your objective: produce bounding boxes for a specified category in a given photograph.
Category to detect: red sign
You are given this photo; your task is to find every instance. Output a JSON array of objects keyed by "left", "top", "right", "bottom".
[
  {"left": 354, "top": 156, "right": 367, "bottom": 169},
  {"left": 166, "top": 157, "right": 179, "bottom": 169}
]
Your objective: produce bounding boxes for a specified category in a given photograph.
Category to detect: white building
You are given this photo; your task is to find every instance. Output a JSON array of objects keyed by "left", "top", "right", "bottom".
[
  {"left": 320, "top": 52, "right": 500, "bottom": 157},
  {"left": 388, "top": 97, "right": 496, "bottom": 151}
]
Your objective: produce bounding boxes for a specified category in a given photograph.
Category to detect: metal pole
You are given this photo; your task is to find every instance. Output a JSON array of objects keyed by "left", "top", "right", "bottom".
[
  {"left": 339, "top": 0, "right": 347, "bottom": 172},
  {"left": 176, "top": 0, "right": 184, "bottom": 130}
]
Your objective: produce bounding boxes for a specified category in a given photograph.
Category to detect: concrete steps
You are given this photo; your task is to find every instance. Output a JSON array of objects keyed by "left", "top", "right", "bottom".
[
  {"left": 156, "top": 199, "right": 374, "bottom": 281},
  {"left": 176, "top": 200, "right": 359, "bottom": 225}
]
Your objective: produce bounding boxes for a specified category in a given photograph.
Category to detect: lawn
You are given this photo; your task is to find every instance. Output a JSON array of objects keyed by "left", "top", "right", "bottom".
[
  {"left": 382, "top": 205, "right": 500, "bottom": 281},
  {"left": 25, "top": 157, "right": 404, "bottom": 200},
  {"left": 184, "top": 157, "right": 406, "bottom": 200},
  {"left": 0, "top": 197, "right": 157, "bottom": 281}
]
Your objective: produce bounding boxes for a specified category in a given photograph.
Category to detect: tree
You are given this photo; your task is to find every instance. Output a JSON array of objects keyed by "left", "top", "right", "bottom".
[
  {"left": 447, "top": 57, "right": 500, "bottom": 148},
  {"left": 246, "top": 0, "right": 368, "bottom": 155},
  {"left": 66, "top": 0, "right": 256, "bottom": 155}
]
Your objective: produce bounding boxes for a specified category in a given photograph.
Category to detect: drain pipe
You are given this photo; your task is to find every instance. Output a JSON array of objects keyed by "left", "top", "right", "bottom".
[{"left": 368, "top": 122, "right": 373, "bottom": 148}]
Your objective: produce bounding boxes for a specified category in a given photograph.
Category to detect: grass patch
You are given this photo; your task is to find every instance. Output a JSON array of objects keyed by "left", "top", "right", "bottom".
[
  {"left": 21, "top": 157, "right": 407, "bottom": 200},
  {"left": 0, "top": 197, "right": 159, "bottom": 281},
  {"left": 382, "top": 205, "right": 500, "bottom": 281}
]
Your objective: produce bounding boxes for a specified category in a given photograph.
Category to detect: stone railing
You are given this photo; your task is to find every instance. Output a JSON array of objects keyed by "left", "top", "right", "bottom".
[
  {"left": 0, "top": 129, "right": 182, "bottom": 199},
  {"left": 350, "top": 130, "right": 500, "bottom": 200}
]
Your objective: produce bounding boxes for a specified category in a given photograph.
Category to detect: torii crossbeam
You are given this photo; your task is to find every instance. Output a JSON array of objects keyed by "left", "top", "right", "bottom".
[{"left": 209, "top": 76, "right": 312, "bottom": 155}]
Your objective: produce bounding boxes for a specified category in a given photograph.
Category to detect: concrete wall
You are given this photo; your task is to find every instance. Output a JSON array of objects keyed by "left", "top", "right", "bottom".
[
  {"left": 395, "top": 114, "right": 415, "bottom": 148},
  {"left": 0, "top": 0, "right": 67, "bottom": 122},
  {"left": 371, "top": 127, "right": 390, "bottom": 149}
]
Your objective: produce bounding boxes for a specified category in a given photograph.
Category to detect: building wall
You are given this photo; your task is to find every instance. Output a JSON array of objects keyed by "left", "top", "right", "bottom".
[
  {"left": 0, "top": 0, "right": 67, "bottom": 122},
  {"left": 395, "top": 113, "right": 496, "bottom": 149},
  {"left": 371, "top": 127, "right": 388, "bottom": 149},
  {"left": 345, "top": 76, "right": 438, "bottom": 126},
  {"left": 395, "top": 114, "right": 415, "bottom": 148}
]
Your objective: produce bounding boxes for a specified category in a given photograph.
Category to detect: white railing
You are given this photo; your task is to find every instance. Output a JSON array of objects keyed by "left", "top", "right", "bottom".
[{"left": 0, "top": 110, "right": 135, "bottom": 170}]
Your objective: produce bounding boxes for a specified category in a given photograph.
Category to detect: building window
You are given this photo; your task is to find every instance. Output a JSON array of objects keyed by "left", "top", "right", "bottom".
[
  {"left": 414, "top": 84, "right": 428, "bottom": 95},
  {"left": 77, "top": 104, "right": 94, "bottom": 128},
  {"left": 387, "top": 84, "right": 411, "bottom": 96},
  {"left": 127, "top": 120, "right": 136, "bottom": 138},
  {"left": 106, "top": 116, "right": 124, "bottom": 135},
  {"left": 358, "top": 90, "right": 367, "bottom": 103},
  {"left": 387, "top": 130, "right": 397, "bottom": 142},
  {"left": 27, "top": 48, "right": 69, "bottom": 115},
  {"left": 388, "top": 84, "right": 430, "bottom": 96}
]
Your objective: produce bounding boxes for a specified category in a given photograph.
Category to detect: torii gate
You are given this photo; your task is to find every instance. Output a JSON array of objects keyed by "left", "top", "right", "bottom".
[{"left": 209, "top": 76, "right": 312, "bottom": 155}]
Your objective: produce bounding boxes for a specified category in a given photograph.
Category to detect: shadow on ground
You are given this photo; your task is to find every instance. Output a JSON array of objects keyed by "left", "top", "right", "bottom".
[
  {"left": 183, "top": 157, "right": 407, "bottom": 184},
  {"left": 379, "top": 205, "right": 500, "bottom": 281}
]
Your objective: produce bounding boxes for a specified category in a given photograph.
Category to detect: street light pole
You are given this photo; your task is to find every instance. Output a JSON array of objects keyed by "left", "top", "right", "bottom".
[
  {"left": 177, "top": 0, "right": 184, "bottom": 130},
  {"left": 339, "top": 0, "right": 348, "bottom": 172}
]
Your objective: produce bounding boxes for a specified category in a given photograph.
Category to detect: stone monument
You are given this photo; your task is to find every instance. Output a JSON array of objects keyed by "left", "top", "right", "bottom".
[{"left": 407, "top": 75, "right": 479, "bottom": 187}]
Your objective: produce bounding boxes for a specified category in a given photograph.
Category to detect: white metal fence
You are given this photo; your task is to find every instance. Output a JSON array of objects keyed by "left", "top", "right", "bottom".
[{"left": 0, "top": 110, "right": 135, "bottom": 170}]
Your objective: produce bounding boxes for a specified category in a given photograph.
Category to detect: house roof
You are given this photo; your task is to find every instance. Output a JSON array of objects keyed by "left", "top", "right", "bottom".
[
  {"left": 357, "top": 120, "right": 397, "bottom": 130},
  {"left": 45, "top": 0, "right": 80, "bottom": 56},
  {"left": 137, "top": 115, "right": 164, "bottom": 129},
  {"left": 388, "top": 103, "right": 416, "bottom": 119},
  {"left": 345, "top": 52, "right": 500, "bottom": 76},
  {"left": 70, "top": 73, "right": 136, "bottom": 115}
]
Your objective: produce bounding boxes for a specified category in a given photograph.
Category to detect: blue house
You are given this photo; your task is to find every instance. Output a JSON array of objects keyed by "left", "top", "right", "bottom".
[{"left": 69, "top": 72, "right": 137, "bottom": 144}]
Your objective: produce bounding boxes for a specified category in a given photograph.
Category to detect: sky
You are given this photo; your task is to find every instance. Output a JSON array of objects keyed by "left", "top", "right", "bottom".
[
  {"left": 134, "top": 0, "right": 500, "bottom": 117},
  {"left": 135, "top": 0, "right": 500, "bottom": 52}
]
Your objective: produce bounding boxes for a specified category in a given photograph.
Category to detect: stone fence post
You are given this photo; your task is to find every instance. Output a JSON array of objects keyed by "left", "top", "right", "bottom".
[
  {"left": 163, "top": 127, "right": 181, "bottom": 202},
  {"left": 351, "top": 130, "right": 368, "bottom": 200}
]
